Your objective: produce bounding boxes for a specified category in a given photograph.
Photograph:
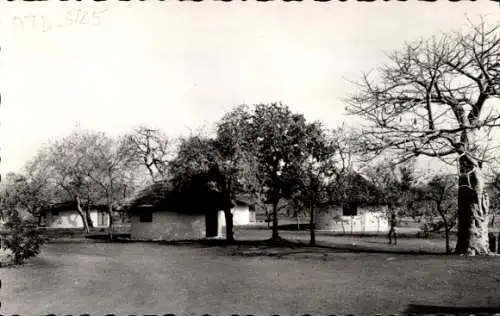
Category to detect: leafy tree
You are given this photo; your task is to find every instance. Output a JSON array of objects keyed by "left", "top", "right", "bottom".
[
  {"left": 363, "top": 159, "right": 418, "bottom": 243},
  {"left": 0, "top": 174, "right": 46, "bottom": 265},
  {"left": 487, "top": 171, "right": 500, "bottom": 229},
  {"left": 245, "top": 102, "right": 314, "bottom": 241},
  {"left": 170, "top": 106, "right": 257, "bottom": 242},
  {"left": 290, "top": 123, "right": 336, "bottom": 245},
  {"left": 0, "top": 172, "right": 53, "bottom": 225},
  {"left": 1, "top": 210, "right": 45, "bottom": 265},
  {"left": 346, "top": 20, "right": 500, "bottom": 255},
  {"left": 169, "top": 136, "right": 227, "bottom": 236}
]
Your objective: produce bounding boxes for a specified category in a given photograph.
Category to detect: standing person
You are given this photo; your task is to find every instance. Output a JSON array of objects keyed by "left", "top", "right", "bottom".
[{"left": 388, "top": 211, "right": 398, "bottom": 245}]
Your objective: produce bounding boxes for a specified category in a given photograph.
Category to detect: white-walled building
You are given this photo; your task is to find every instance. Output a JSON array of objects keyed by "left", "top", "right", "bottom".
[{"left": 40, "top": 202, "right": 110, "bottom": 229}]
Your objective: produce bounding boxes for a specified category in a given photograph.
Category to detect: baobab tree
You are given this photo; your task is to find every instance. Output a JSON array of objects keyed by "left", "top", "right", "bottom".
[{"left": 346, "top": 19, "right": 500, "bottom": 255}]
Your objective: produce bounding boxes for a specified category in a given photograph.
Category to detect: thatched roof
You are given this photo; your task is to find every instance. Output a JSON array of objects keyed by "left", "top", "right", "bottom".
[
  {"left": 41, "top": 201, "right": 112, "bottom": 213},
  {"left": 325, "top": 171, "right": 385, "bottom": 207},
  {"left": 124, "top": 180, "right": 250, "bottom": 215}
]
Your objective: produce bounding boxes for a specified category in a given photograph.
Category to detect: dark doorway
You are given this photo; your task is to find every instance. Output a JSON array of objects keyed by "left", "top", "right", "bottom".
[{"left": 205, "top": 211, "right": 218, "bottom": 237}]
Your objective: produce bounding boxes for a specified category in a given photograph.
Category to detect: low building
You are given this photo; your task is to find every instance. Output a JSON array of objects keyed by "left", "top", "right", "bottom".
[
  {"left": 125, "top": 181, "right": 225, "bottom": 241},
  {"left": 316, "top": 204, "right": 389, "bottom": 233},
  {"left": 316, "top": 172, "right": 389, "bottom": 233},
  {"left": 125, "top": 181, "right": 259, "bottom": 241},
  {"left": 39, "top": 202, "right": 110, "bottom": 229},
  {"left": 217, "top": 201, "right": 256, "bottom": 226}
]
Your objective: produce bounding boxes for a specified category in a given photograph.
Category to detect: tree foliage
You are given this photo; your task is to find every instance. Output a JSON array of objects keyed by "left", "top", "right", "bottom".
[
  {"left": 419, "top": 174, "right": 458, "bottom": 253},
  {"left": 169, "top": 105, "right": 258, "bottom": 242},
  {"left": 245, "top": 102, "right": 319, "bottom": 241},
  {"left": 290, "top": 122, "right": 336, "bottom": 245},
  {"left": 0, "top": 174, "right": 46, "bottom": 265},
  {"left": 28, "top": 128, "right": 139, "bottom": 233}
]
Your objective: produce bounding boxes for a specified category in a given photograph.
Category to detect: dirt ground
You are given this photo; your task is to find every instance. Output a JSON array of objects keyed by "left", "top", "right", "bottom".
[{"left": 1, "top": 230, "right": 500, "bottom": 315}]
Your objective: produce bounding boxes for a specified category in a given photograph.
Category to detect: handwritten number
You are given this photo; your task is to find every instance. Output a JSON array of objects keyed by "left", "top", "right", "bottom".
[
  {"left": 80, "top": 10, "right": 89, "bottom": 25},
  {"left": 91, "top": 9, "right": 108, "bottom": 26},
  {"left": 66, "top": 9, "right": 80, "bottom": 27},
  {"left": 11, "top": 9, "right": 107, "bottom": 33}
]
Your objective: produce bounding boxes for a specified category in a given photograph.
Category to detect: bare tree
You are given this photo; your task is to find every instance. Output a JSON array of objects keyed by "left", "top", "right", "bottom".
[
  {"left": 29, "top": 129, "right": 136, "bottom": 233},
  {"left": 347, "top": 19, "right": 500, "bottom": 255},
  {"left": 126, "top": 126, "right": 171, "bottom": 182},
  {"left": 84, "top": 134, "right": 140, "bottom": 239},
  {"left": 33, "top": 129, "right": 101, "bottom": 233}
]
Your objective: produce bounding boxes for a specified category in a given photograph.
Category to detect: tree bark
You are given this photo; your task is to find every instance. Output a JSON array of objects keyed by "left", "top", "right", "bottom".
[
  {"left": 444, "top": 224, "right": 452, "bottom": 254},
  {"left": 75, "top": 196, "right": 90, "bottom": 233},
  {"left": 107, "top": 203, "right": 114, "bottom": 242},
  {"left": 271, "top": 199, "right": 280, "bottom": 241},
  {"left": 224, "top": 208, "right": 234, "bottom": 243},
  {"left": 455, "top": 155, "right": 490, "bottom": 256},
  {"left": 309, "top": 206, "right": 316, "bottom": 246},
  {"left": 437, "top": 203, "right": 452, "bottom": 254},
  {"left": 85, "top": 207, "right": 94, "bottom": 230}
]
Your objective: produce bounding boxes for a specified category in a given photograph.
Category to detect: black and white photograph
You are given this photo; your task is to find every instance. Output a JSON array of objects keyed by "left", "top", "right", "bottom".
[{"left": 0, "top": 1, "right": 500, "bottom": 315}]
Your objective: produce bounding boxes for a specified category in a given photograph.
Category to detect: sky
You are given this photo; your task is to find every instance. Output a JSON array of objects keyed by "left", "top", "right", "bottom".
[{"left": 0, "top": 1, "right": 499, "bottom": 175}]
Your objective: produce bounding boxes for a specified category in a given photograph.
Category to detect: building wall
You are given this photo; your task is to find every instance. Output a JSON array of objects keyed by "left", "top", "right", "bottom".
[
  {"left": 316, "top": 206, "right": 389, "bottom": 233},
  {"left": 130, "top": 211, "right": 206, "bottom": 241},
  {"left": 218, "top": 205, "right": 251, "bottom": 227},
  {"left": 46, "top": 210, "right": 109, "bottom": 229}
]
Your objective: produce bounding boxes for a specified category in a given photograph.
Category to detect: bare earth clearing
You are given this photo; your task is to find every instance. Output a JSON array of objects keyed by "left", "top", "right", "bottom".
[{"left": 1, "top": 229, "right": 500, "bottom": 315}]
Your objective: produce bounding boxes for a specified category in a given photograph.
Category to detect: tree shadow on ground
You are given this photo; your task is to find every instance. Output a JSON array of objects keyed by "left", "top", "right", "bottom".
[
  {"left": 404, "top": 304, "right": 500, "bottom": 315},
  {"left": 149, "top": 238, "right": 452, "bottom": 257}
]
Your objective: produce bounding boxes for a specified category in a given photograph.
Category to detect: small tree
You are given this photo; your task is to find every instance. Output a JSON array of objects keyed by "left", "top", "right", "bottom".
[
  {"left": 291, "top": 123, "right": 336, "bottom": 245},
  {"left": 419, "top": 174, "right": 458, "bottom": 254},
  {"left": 363, "top": 159, "right": 418, "bottom": 243},
  {"left": 0, "top": 175, "right": 46, "bottom": 265},
  {"left": 487, "top": 171, "right": 500, "bottom": 229},
  {"left": 1, "top": 210, "right": 44, "bottom": 265}
]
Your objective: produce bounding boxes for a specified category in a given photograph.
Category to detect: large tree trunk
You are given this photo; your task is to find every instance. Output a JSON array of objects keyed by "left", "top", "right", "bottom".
[
  {"left": 271, "top": 199, "right": 280, "bottom": 241},
  {"left": 309, "top": 206, "right": 316, "bottom": 246},
  {"left": 85, "top": 208, "right": 94, "bottom": 230},
  {"left": 224, "top": 208, "right": 234, "bottom": 243},
  {"left": 75, "top": 196, "right": 90, "bottom": 233},
  {"left": 455, "top": 155, "right": 489, "bottom": 256}
]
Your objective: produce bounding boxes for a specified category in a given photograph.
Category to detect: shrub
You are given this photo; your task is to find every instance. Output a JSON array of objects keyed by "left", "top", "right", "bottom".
[{"left": 1, "top": 210, "right": 45, "bottom": 265}]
